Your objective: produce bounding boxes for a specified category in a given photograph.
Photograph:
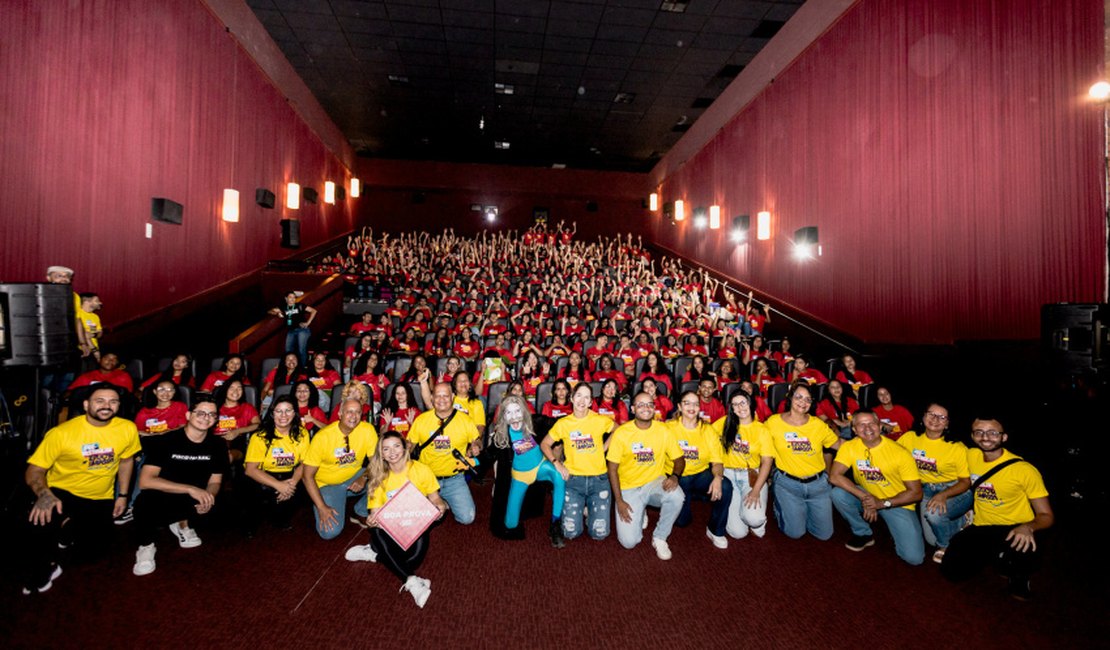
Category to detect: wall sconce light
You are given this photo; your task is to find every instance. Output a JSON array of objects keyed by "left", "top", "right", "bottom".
[
  {"left": 757, "top": 210, "right": 771, "bottom": 240},
  {"left": 793, "top": 226, "right": 819, "bottom": 260},
  {"left": 221, "top": 189, "right": 239, "bottom": 223},
  {"left": 286, "top": 182, "right": 300, "bottom": 210},
  {"left": 731, "top": 215, "right": 750, "bottom": 242},
  {"left": 324, "top": 181, "right": 336, "bottom": 204},
  {"left": 692, "top": 206, "right": 708, "bottom": 229},
  {"left": 350, "top": 178, "right": 361, "bottom": 198},
  {"left": 649, "top": 193, "right": 659, "bottom": 211},
  {"left": 709, "top": 205, "right": 720, "bottom": 229},
  {"left": 674, "top": 200, "right": 685, "bottom": 221},
  {"left": 1090, "top": 80, "right": 1110, "bottom": 101}
]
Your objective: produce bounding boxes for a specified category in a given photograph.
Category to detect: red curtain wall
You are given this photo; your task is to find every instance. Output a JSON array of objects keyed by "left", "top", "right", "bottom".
[
  {"left": 648, "top": 0, "right": 1105, "bottom": 344},
  {"left": 0, "top": 0, "right": 358, "bottom": 327}
]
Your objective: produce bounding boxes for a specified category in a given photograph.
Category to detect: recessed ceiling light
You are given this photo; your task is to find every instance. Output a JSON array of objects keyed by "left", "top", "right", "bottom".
[
  {"left": 494, "top": 83, "right": 514, "bottom": 95},
  {"left": 614, "top": 92, "right": 636, "bottom": 104},
  {"left": 494, "top": 141, "right": 511, "bottom": 149},
  {"left": 387, "top": 74, "right": 410, "bottom": 86},
  {"left": 660, "top": 1, "right": 689, "bottom": 13}
]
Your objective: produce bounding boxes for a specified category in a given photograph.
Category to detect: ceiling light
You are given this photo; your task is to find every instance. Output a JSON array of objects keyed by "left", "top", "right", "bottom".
[
  {"left": 387, "top": 74, "right": 410, "bottom": 86},
  {"left": 614, "top": 92, "right": 636, "bottom": 104},
  {"left": 494, "top": 141, "right": 511, "bottom": 149},
  {"left": 495, "top": 83, "right": 514, "bottom": 95},
  {"left": 1090, "top": 81, "right": 1110, "bottom": 101},
  {"left": 660, "top": 1, "right": 689, "bottom": 13},
  {"left": 484, "top": 206, "right": 498, "bottom": 222}
]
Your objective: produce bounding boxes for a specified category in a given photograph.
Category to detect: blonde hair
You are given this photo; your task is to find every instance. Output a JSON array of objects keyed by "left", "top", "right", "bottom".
[
  {"left": 366, "top": 431, "right": 408, "bottom": 497},
  {"left": 340, "top": 380, "right": 370, "bottom": 404},
  {"left": 490, "top": 395, "right": 536, "bottom": 449}
]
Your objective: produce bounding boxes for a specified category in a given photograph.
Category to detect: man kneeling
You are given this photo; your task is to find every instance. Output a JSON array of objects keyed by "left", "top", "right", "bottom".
[{"left": 132, "top": 397, "right": 228, "bottom": 576}]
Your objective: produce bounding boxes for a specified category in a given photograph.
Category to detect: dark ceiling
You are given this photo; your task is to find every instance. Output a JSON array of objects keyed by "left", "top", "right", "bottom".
[{"left": 246, "top": 0, "right": 805, "bottom": 172}]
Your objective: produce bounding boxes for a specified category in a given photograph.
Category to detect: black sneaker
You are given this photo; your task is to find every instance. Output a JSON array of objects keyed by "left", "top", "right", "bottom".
[
  {"left": 845, "top": 534, "right": 875, "bottom": 552},
  {"left": 114, "top": 506, "right": 133, "bottom": 525},
  {"left": 549, "top": 520, "right": 566, "bottom": 549},
  {"left": 1007, "top": 577, "right": 1032, "bottom": 601}
]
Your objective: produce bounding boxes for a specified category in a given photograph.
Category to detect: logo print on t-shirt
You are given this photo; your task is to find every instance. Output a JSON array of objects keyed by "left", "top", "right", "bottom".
[
  {"left": 81, "top": 442, "right": 115, "bottom": 468},
  {"left": 272, "top": 446, "right": 295, "bottom": 467},
  {"left": 855, "top": 458, "right": 886, "bottom": 483},
  {"left": 432, "top": 434, "right": 451, "bottom": 451},
  {"left": 334, "top": 446, "right": 355, "bottom": 466},
  {"left": 630, "top": 441, "right": 655, "bottom": 465},
  {"left": 678, "top": 439, "right": 699, "bottom": 462},
  {"left": 911, "top": 449, "right": 938, "bottom": 474},
  {"left": 971, "top": 475, "right": 999, "bottom": 503},
  {"left": 732, "top": 438, "right": 750, "bottom": 455},
  {"left": 512, "top": 436, "right": 535, "bottom": 456},
  {"left": 569, "top": 430, "right": 595, "bottom": 452},
  {"left": 784, "top": 431, "right": 812, "bottom": 453}
]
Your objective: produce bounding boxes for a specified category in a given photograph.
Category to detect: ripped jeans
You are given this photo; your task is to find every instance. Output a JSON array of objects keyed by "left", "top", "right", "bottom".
[{"left": 562, "top": 473, "right": 611, "bottom": 541}]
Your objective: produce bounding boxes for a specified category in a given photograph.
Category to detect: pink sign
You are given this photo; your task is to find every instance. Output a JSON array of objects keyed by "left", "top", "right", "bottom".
[{"left": 376, "top": 481, "right": 439, "bottom": 550}]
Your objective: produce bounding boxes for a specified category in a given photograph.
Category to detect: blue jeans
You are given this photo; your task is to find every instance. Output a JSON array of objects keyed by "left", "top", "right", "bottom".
[
  {"left": 562, "top": 473, "right": 611, "bottom": 541},
  {"left": 772, "top": 470, "right": 834, "bottom": 540},
  {"left": 313, "top": 472, "right": 368, "bottom": 540},
  {"left": 437, "top": 473, "right": 475, "bottom": 525},
  {"left": 920, "top": 481, "right": 973, "bottom": 549},
  {"left": 615, "top": 476, "right": 685, "bottom": 549},
  {"left": 831, "top": 486, "right": 925, "bottom": 565},
  {"left": 285, "top": 327, "right": 311, "bottom": 366},
  {"left": 724, "top": 467, "right": 769, "bottom": 538},
  {"left": 676, "top": 469, "right": 733, "bottom": 536}
]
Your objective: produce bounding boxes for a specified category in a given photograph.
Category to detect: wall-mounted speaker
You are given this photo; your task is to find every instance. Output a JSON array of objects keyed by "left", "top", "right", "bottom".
[
  {"left": 336, "top": 186, "right": 346, "bottom": 201},
  {"left": 794, "top": 226, "right": 819, "bottom": 245},
  {"left": 1042, "top": 303, "right": 1108, "bottom": 372},
  {"left": 280, "top": 219, "right": 301, "bottom": 248},
  {"left": 0, "top": 283, "right": 75, "bottom": 367},
  {"left": 586, "top": 201, "right": 598, "bottom": 212},
  {"left": 302, "top": 187, "right": 318, "bottom": 204},
  {"left": 151, "top": 198, "right": 183, "bottom": 224},
  {"left": 255, "top": 188, "right": 275, "bottom": 209}
]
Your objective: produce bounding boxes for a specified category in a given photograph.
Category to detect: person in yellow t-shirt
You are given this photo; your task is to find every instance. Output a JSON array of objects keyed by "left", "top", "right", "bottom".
[
  {"left": 764, "top": 383, "right": 841, "bottom": 540},
  {"left": 542, "top": 383, "right": 615, "bottom": 542},
  {"left": 896, "top": 403, "right": 972, "bottom": 563},
  {"left": 606, "top": 392, "right": 685, "bottom": 561},
  {"left": 407, "top": 383, "right": 481, "bottom": 525},
  {"left": 830, "top": 410, "right": 924, "bottom": 565},
  {"left": 302, "top": 399, "right": 379, "bottom": 540},
  {"left": 244, "top": 396, "right": 311, "bottom": 532},
  {"left": 713, "top": 389, "right": 774, "bottom": 540},
  {"left": 941, "top": 417, "right": 1053, "bottom": 600},
  {"left": 668, "top": 391, "right": 731, "bottom": 549},
  {"left": 77, "top": 292, "right": 103, "bottom": 363},
  {"left": 343, "top": 431, "right": 447, "bottom": 609},
  {"left": 23, "top": 384, "right": 140, "bottom": 594}
]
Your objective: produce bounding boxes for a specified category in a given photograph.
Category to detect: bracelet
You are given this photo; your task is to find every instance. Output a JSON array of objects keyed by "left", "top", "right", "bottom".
[{"left": 118, "top": 493, "right": 130, "bottom": 499}]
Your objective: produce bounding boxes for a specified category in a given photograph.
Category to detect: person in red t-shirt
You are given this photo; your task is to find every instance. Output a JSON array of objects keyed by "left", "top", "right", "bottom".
[
  {"left": 69, "top": 352, "right": 134, "bottom": 393},
  {"left": 292, "top": 380, "right": 328, "bottom": 435},
  {"left": 815, "top": 380, "right": 859, "bottom": 439},
  {"left": 558, "top": 351, "right": 591, "bottom": 388},
  {"left": 135, "top": 381, "right": 189, "bottom": 434},
  {"left": 349, "top": 312, "right": 376, "bottom": 336},
  {"left": 834, "top": 353, "right": 874, "bottom": 397},
  {"left": 788, "top": 354, "right": 827, "bottom": 386},
  {"left": 200, "top": 354, "right": 250, "bottom": 394},
  {"left": 593, "top": 379, "right": 629, "bottom": 425},
  {"left": 738, "top": 381, "right": 773, "bottom": 422},
  {"left": 717, "top": 334, "right": 739, "bottom": 360},
  {"left": 378, "top": 382, "right": 422, "bottom": 437},
  {"left": 715, "top": 359, "right": 742, "bottom": 391},
  {"left": 140, "top": 353, "right": 196, "bottom": 391},
  {"left": 213, "top": 379, "right": 260, "bottom": 463},
  {"left": 584, "top": 334, "right": 613, "bottom": 370},
  {"left": 874, "top": 387, "right": 914, "bottom": 440},
  {"left": 591, "top": 354, "right": 626, "bottom": 391},
  {"left": 541, "top": 380, "right": 574, "bottom": 419},
  {"left": 749, "top": 358, "right": 782, "bottom": 397},
  {"left": 454, "top": 329, "right": 481, "bottom": 362},
  {"left": 771, "top": 337, "right": 795, "bottom": 369},
  {"left": 637, "top": 351, "right": 673, "bottom": 394},
  {"left": 639, "top": 376, "right": 673, "bottom": 421},
  {"left": 695, "top": 378, "right": 726, "bottom": 424},
  {"left": 659, "top": 334, "right": 682, "bottom": 360},
  {"left": 306, "top": 352, "right": 341, "bottom": 411}
]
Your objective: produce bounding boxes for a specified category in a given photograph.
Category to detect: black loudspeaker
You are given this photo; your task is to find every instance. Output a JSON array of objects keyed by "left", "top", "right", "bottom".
[
  {"left": 412, "top": 192, "right": 426, "bottom": 204},
  {"left": 663, "top": 201, "right": 674, "bottom": 217},
  {"left": 586, "top": 201, "right": 598, "bottom": 212},
  {"left": 1041, "top": 303, "right": 1108, "bottom": 372},
  {"left": 280, "top": 219, "right": 301, "bottom": 248},
  {"left": 794, "top": 226, "right": 818, "bottom": 245},
  {"left": 255, "top": 188, "right": 275, "bottom": 209},
  {"left": 302, "top": 187, "right": 318, "bottom": 204},
  {"left": 336, "top": 186, "right": 346, "bottom": 201},
  {"left": 151, "top": 198, "right": 184, "bottom": 224},
  {"left": 0, "top": 283, "right": 75, "bottom": 367}
]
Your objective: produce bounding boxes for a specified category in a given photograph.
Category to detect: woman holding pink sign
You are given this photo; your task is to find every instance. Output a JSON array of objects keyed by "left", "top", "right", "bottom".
[{"left": 344, "top": 431, "right": 447, "bottom": 608}]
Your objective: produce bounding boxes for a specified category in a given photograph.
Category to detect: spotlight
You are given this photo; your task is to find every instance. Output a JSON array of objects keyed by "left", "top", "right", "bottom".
[
  {"left": 484, "top": 206, "right": 498, "bottom": 222},
  {"left": 730, "top": 215, "right": 750, "bottom": 243},
  {"left": 1090, "top": 81, "right": 1110, "bottom": 101}
]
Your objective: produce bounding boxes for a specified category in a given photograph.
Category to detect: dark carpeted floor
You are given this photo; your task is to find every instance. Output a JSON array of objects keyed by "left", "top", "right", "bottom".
[{"left": 1, "top": 477, "right": 1105, "bottom": 650}]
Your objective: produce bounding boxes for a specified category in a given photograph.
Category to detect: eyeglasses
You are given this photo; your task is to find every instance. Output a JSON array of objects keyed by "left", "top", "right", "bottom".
[
  {"left": 971, "top": 429, "right": 1003, "bottom": 439},
  {"left": 154, "top": 386, "right": 175, "bottom": 392},
  {"left": 925, "top": 412, "right": 948, "bottom": 421},
  {"left": 792, "top": 395, "right": 813, "bottom": 403},
  {"left": 192, "top": 411, "right": 218, "bottom": 419}
]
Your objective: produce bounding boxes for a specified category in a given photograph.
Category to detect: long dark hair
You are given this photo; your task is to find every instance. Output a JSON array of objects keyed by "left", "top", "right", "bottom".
[
  {"left": 273, "top": 353, "right": 305, "bottom": 388},
  {"left": 721, "top": 389, "right": 755, "bottom": 451},
  {"left": 220, "top": 354, "right": 248, "bottom": 384},
  {"left": 352, "top": 350, "right": 383, "bottom": 377},
  {"left": 214, "top": 379, "right": 247, "bottom": 407},
  {"left": 840, "top": 354, "right": 857, "bottom": 384},
  {"left": 291, "top": 380, "right": 319, "bottom": 409},
  {"left": 156, "top": 353, "right": 194, "bottom": 386},
  {"left": 823, "top": 380, "right": 851, "bottom": 420},
  {"left": 257, "top": 396, "right": 304, "bottom": 445},
  {"left": 385, "top": 382, "right": 417, "bottom": 412}
]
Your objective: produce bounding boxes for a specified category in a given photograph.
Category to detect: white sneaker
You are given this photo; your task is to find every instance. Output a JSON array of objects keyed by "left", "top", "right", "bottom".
[
  {"left": 961, "top": 510, "right": 974, "bottom": 529},
  {"left": 651, "top": 537, "right": 673, "bottom": 561},
  {"left": 344, "top": 544, "right": 378, "bottom": 562},
  {"left": 751, "top": 523, "right": 767, "bottom": 538},
  {"left": 706, "top": 528, "right": 729, "bottom": 549},
  {"left": 169, "top": 522, "right": 202, "bottom": 548},
  {"left": 402, "top": 575, "right": 431, "bottom": 608},
  {"left": 133, "top": 544, "right": 157, "bottom": 576},
  {"left": 22, "top": 565, "right": 63, "bottom": 595},
  {"left": 641, "top": 514, "right": 648, "bottom": 530}
]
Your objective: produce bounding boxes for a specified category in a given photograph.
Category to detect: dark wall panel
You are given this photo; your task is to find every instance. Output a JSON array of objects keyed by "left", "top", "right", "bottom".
[
  {"left": 0, "top": 0, "right": 359, "bottom": 328},
  {"left": 647, "top": 0, "right": 1105, "bottom": 344}
]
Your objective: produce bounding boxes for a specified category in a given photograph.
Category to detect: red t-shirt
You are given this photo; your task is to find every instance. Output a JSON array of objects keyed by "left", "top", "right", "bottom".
[
  {"left": 70, "top": 368, "right": 134, "bottom": 392},
  {"left": 216, "top": 402, "right": 259, "bottom": 436},
  {"left": 594, "top": 399, "right": 629, "bottom": 425},
  {"left": 135, "top": 402, "right": 188, "bottom": 434},
  {"left": 542, "top": 402, "right": 574, "bottom": 419}
]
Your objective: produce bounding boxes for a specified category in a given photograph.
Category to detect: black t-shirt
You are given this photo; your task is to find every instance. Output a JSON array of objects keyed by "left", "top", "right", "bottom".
[
  {"left": 281, "top": 303, "right": 307, "bottom": 329},
  {"left": 143, "top": 428, "right": 229, "bottom": 488}
]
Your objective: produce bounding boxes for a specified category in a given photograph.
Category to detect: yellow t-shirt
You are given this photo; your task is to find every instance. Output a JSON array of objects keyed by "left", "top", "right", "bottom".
[
  {"left": 408, "top": 410, "right": 480, "bottom": 477},
  {"left": 245, "top": 429, "right": 311, "bottom": 473},
  {"left": 968, "top": 449, "right": 1048, "bottom": 526},
  {"left": 896, "top": 431, "right": 970, "bottom": 484},
  {"left": 547, "top": 411, "right": 612, "bottom": 476},
  {"left": 367, "top": 460, "right": 440, "bottom": 510},
  {"left": 606, "top": 420, "right": 682, "bottom": 490},
  {"left": 304, "top": 421, "right": 378, "bottom": 487},
  {"left": 716, "top": 419, "right": 773, "bottom": 470},
  {"left": 452, "top": 396, "right": 486, "bottom": 427},
  {"left": 764, "top": 414, "right": 839, "bottom": 477},
  {"left": 77, "top": 308, "right": 101, "bottom": 349},
  {"left": 27, "top": 416, "right": 141, "bottom": 500},
  {"left": 666, "top": 419, "right": 723, "bottom": 476},
  {"left": 833, "top": 437, "right": 921, "bottom": 509}
]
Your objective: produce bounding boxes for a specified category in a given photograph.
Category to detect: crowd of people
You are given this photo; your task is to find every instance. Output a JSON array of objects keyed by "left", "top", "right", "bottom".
[{"left": 21, "top": 226, "right": 1053, "bottom": 607}]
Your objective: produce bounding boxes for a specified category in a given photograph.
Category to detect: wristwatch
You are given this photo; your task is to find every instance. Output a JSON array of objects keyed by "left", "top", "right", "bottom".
[{"left": 882, "top": 499, "right": 892, "bottom": 509}]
